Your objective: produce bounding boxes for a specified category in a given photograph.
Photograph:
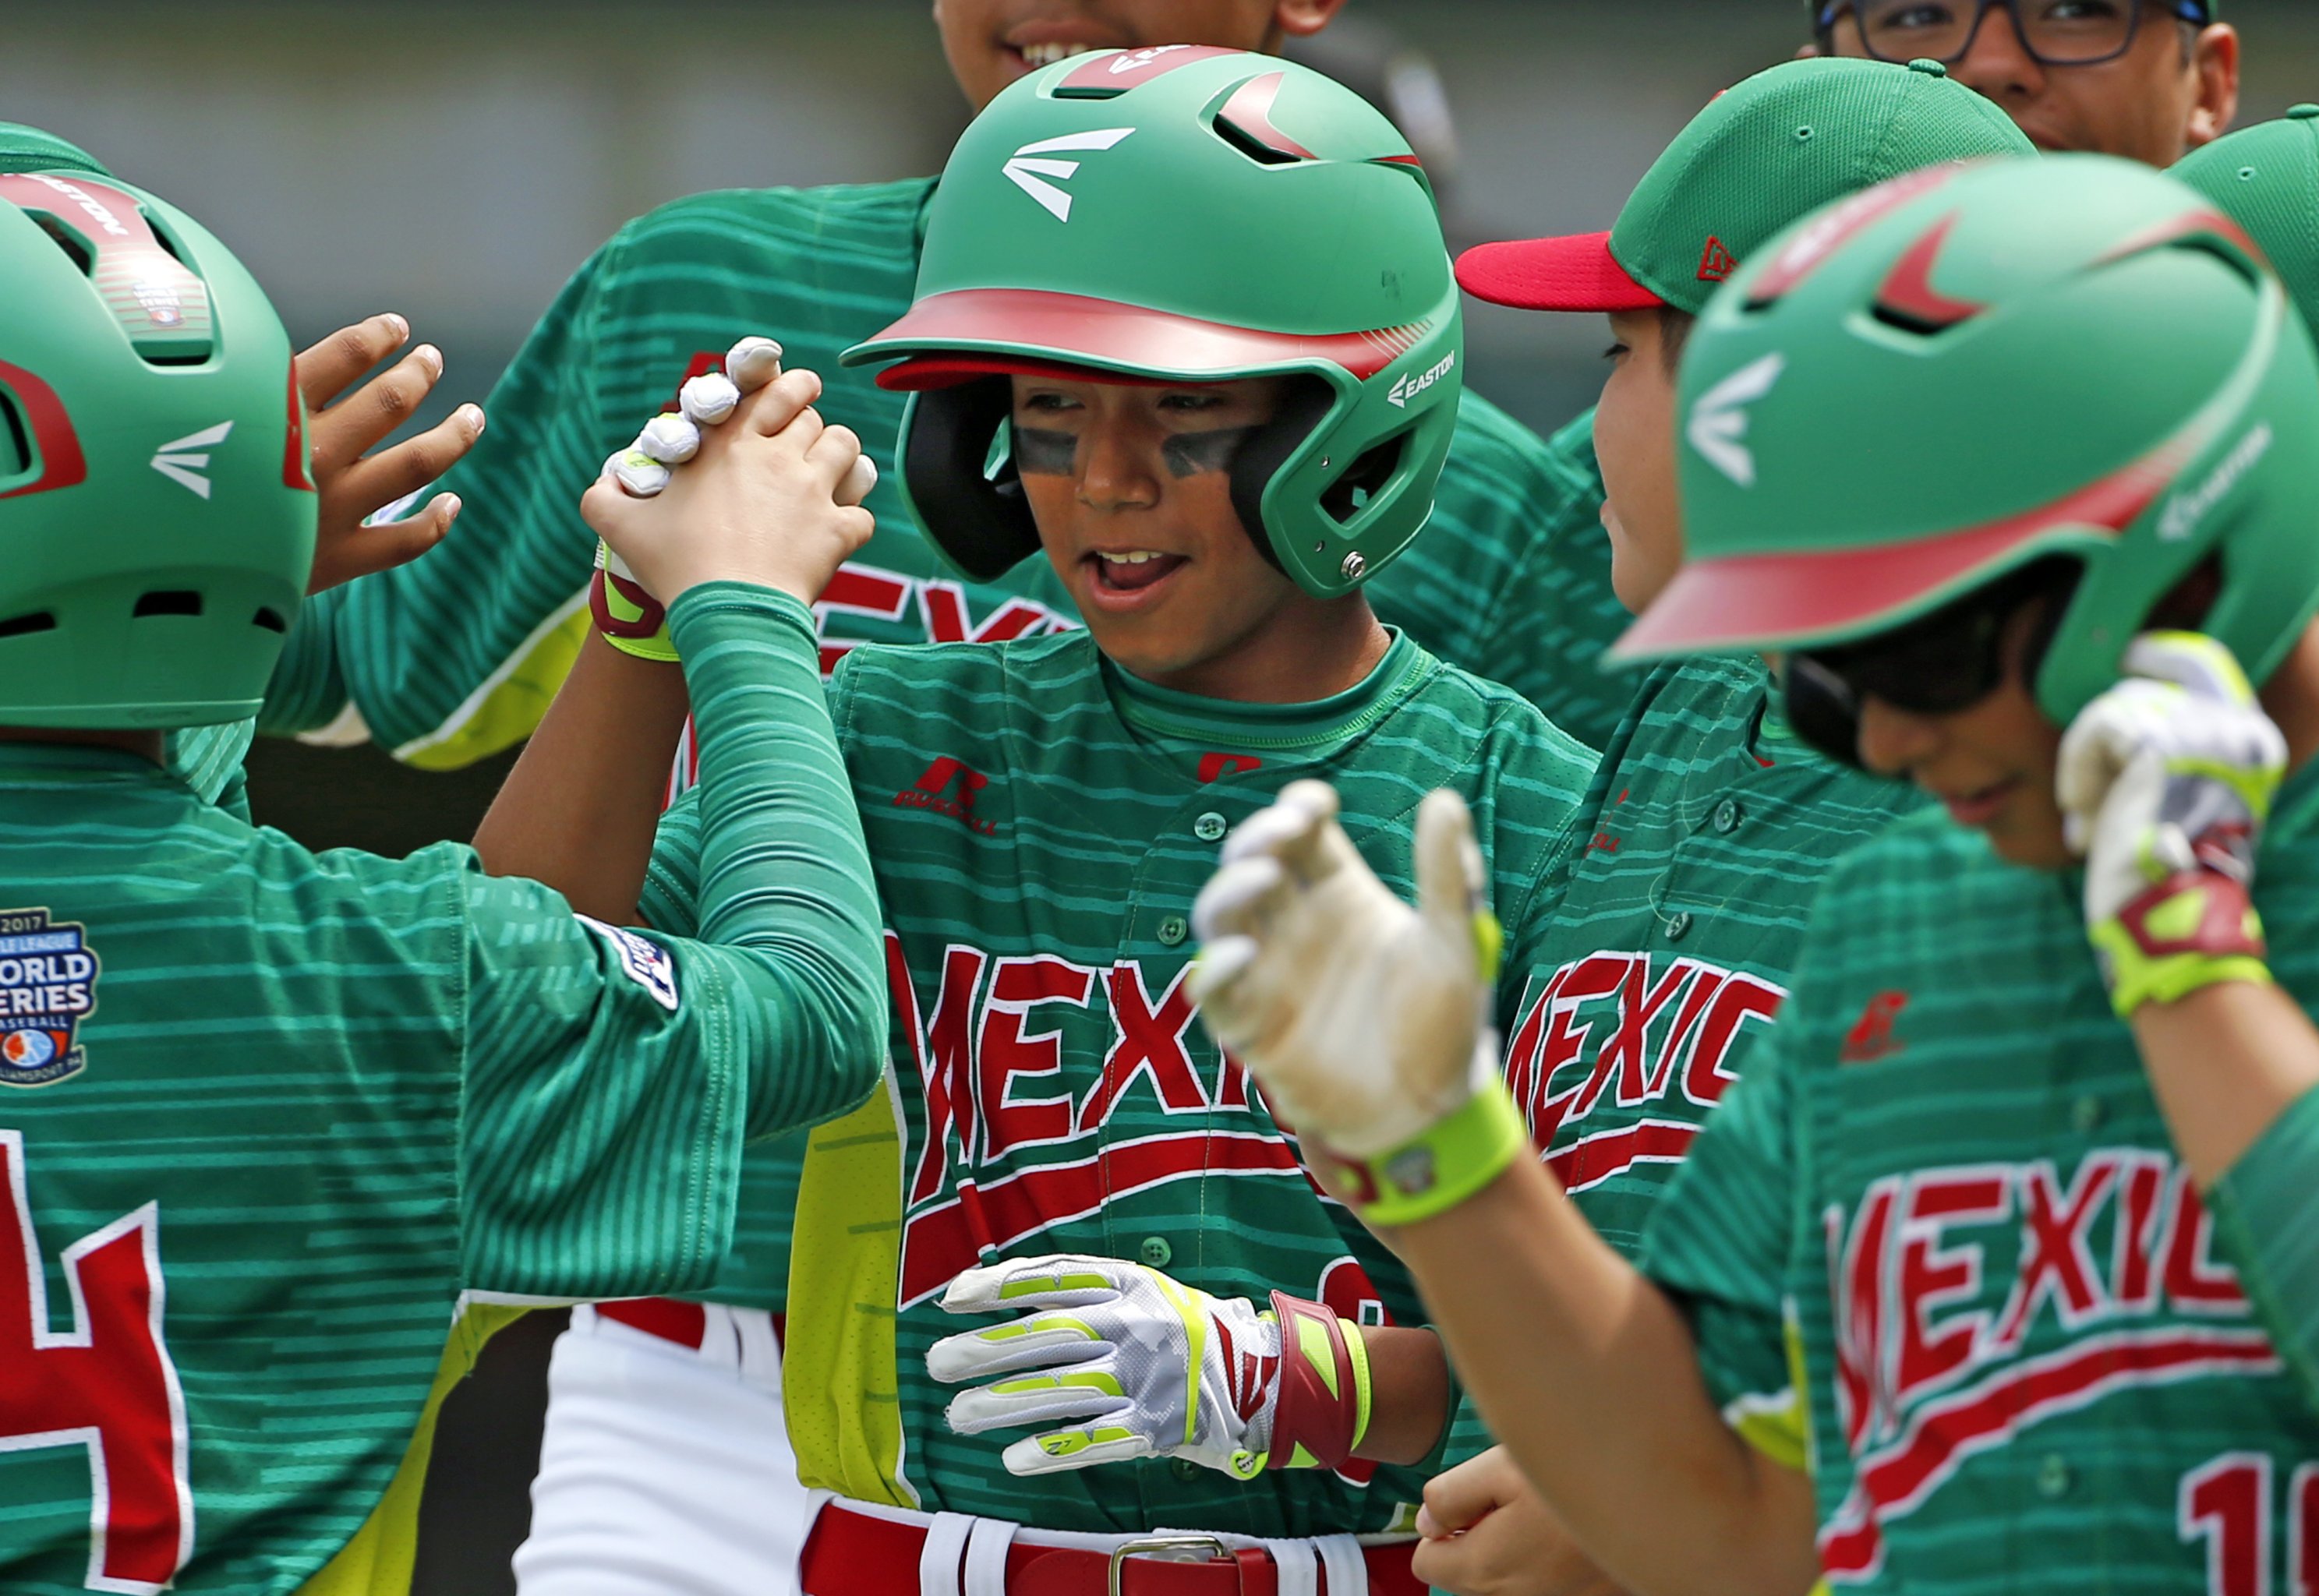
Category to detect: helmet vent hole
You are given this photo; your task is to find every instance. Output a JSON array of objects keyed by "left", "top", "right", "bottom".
[
  {"left": 0, "top": 392, "right": 30, "bottom": 478},
  {"left": 0, "top": 613, "right": 56, "bottom": 641},
  {"left": 30, "top": 214, "right": 94, "bottom": 277},
  {"left": 1212, "top": 115, "right": 1305, "bottom": 168},
  {"left": 1320, "top": 435, "right": 1405, "bottom": 526},
  {"left": 253, "top": 607, "right": 288, "bottom": 634},
  {"left": 133, "top": 591, "right": 203, "bottom": 620}
]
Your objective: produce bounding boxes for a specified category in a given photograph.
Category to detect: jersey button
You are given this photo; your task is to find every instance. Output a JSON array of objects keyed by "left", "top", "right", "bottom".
[
  {"left": 2071, "top": 1095, "right": 2105, "bottom": 1134},
  {"left": 1194, "top": 812, "right": 1228, "bottom": 843},
  {"left": 1139, "top": 1236, "right": 1174, "bottom": 1268},
  {"left": 1158, "top": 916, "right": 1190, "bottom": 947},
  {"left": 1712, "top": 800, "right": 1743, "bottom": 834},
  {"left": 2035, "top": 1453, "right": 2073, "bottom": 1499},
  {"left": 1665, "top": 911, "right": 1695, "bottom": 942},
  {"left": 1170, "top": 1457, "right": 1202, "bottom": 1482}
]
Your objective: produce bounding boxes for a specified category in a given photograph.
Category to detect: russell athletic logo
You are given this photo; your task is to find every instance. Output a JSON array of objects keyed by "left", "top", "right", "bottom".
[
  {"left": 898, "top": 757, "right": 999, "bottom": 836},
  {"left": 150, "top": 421, "right": 232, "bottom": 499},
  {"left": 1002, "top": 128, "right": 1137, "bottom": 222},
  {"left": 1687, "top": 354, "right": 1786, "bottom": 488},
  {"left": 0, "top": 909, "right": 100, "bottom": 1089}
]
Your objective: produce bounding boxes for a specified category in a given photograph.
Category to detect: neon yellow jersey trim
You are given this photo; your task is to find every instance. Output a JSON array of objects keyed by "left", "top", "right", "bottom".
[
  {"left": 393, "top": 596, "right": 590, "bottom": 772},
  {"left": 783, "top": 1076, "right": 916, "bottom": 1507},
  {"left": 295, "top": 1302, "right": 531, "bottom": 1595}
]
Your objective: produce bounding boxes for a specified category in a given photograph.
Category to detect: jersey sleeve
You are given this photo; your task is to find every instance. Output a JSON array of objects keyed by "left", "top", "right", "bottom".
[
  {"left": 257, "top": 232, "right": 631, "bottom": 762},
  {"left": 456, "top": 584, "right": 886, "bottom": 1301},
  {"left": 1473, "top": 410, "right": 1633, "bottom": 754},
  {"left": 2208, "top": 1079, "right": 2319, "bottom": 1411},
  {"left": 1634, "top": 1018, "right": 1802, "bottom": 1434}
]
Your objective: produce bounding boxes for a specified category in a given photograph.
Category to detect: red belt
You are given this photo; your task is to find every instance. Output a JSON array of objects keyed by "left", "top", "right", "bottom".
[
  {"left": 596, "top": 1297, "right": 709, "bottom": 1347},
  {"left": 593, "top": 1297, "right": 787, "bottom": 1350},
  {"left": 800, "top": 1502, "right": 1422, "bottom": 1596}
]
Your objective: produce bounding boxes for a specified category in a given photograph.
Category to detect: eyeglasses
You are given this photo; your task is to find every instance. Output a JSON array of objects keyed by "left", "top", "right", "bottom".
[
  {"left": 1781, "top": 561, "right": 2076, "bottom": 771},
  {"left": 1816, "top": 0, "right": 2210, "bottom": 69}
]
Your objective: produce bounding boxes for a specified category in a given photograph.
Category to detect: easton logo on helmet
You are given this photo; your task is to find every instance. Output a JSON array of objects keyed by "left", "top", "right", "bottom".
[
  {"left": 150, "top": 421, "right": 232, "bottom": 500},
  {"left": 1687, "top": 354, "right": 1787, "bottom": 487},
  {"left": 1002, "top": 129, "right": 1137, "bottom": 222},
  {"left": 0, "top": 909, "right": 99, "bottom": 1089},
  {"left": 2158, "top": 422, "right": 2275, "bottom": 543},
  {"left": 1388, "top": 351, "right": 1457, "bottom": 409}
]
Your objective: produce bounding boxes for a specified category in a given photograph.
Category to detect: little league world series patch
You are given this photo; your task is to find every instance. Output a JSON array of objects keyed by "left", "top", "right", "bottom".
[{"left": 0, "top": 909, "right": 99, "bottom": 1088}]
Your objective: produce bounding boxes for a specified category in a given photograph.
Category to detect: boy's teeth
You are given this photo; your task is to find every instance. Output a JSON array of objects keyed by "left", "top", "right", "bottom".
[
  {"left": 1020, "top": 42, "right": 1096, "bottom": 68},
  {"left": 1098, "top": 551, "right": 1165, "bottom": 565}
]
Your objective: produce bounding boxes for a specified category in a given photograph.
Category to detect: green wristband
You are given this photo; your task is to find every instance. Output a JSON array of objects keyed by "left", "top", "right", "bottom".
[{"left": 1325, "top": 1085, "right": 1529, "bottom": 1229}]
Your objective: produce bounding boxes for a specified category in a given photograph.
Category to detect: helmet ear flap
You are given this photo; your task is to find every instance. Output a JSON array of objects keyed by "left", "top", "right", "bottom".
[
  {"left": 900, "top": 379, "right": 1043, "bottom": 581},
  {"left": 1226, "top": 378, "right": 1334, "bottom": 581}
]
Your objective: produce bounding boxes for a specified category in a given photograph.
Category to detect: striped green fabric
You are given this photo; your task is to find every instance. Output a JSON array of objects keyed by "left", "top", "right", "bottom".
[
  {"left": 643, "top": 629, "right": 1596, "bottom": 1534},
  {"left": 1440, "top": 655, "right": 1918, "bottom": 1464},
  {"left": 164, "top": 720, "right": 256, "bottom": 814},
  {"left": 1639, "top": 756, "right": 2319, "bottom": 1592},
  {"left": 2212, "top": 1083, "right": 2319, "bottom": 1407},
  {"left": 256, "top": 178, "right": 1615, "bottom": 757},
  {"left": 0, "top": 585, "right": 883, "bottom": 1594},
  {"left": 1422, "top": 406, "right": 1632, "bottom": 754}
]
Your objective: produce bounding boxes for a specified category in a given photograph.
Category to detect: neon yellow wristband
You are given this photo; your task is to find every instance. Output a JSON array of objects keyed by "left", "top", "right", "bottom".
[{"left": 1325, "top": 1084, "right": 1529, "bottom": 1229}]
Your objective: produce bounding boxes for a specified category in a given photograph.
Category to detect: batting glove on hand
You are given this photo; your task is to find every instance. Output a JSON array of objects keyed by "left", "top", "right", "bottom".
[
  {"left": 930, "top": 1255, "right": 1283, "bottom": 1479},
  {"left": 1190, "top": 782, "right": 1525, "bottom": 1226},
  {"left": 2057, "top": 632, "right": 2285, "bottom": 1018},
  {"left": 589, "top": 337, "right": 877, "bottom": 659}
]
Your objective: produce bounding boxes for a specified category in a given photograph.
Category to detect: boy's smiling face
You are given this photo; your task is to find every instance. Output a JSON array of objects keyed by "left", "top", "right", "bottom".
[{"left": 1010, "top": 372, "right": 1342, "bottom": 694}]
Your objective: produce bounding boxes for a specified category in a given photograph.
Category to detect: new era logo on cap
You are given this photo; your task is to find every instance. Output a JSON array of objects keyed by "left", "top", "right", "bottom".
[{"left": 1698, "top": 236, "right": 1738, "bottom": 283}]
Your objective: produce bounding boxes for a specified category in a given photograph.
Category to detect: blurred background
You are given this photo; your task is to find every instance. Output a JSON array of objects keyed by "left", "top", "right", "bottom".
[{"left": 9, "top": 1, "right": 2319, "bottom": 1588}]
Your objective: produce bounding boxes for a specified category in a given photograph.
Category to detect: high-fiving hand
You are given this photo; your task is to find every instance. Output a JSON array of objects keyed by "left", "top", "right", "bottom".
[
  {"left": 295, "top": 313, "right": 486, "bottom": 594},
  {"left": 580, "top": 337, "right": 878, "bottom": 637},
  {"left": 2058, "top": 631, "right": 2286, "bottom": 1018},
  {"left": 1190, "top": 780, "right": 1529, "bottom": 1227}
]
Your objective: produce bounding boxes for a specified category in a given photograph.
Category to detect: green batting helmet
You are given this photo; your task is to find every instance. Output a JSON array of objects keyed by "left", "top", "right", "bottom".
[
  {"left": 1616, "top": 153, "right": 2319, "bottom": 726},
  {"left": 842, "top": 47, "right": 1461, "bottom": 600},
  {"left": 0, "top": 150, "right": 313, "bottom": 729}
]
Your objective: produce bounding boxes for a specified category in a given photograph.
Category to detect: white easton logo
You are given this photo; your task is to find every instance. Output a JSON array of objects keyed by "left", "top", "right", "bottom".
[
  {"left": 1388, "top": 351, "right": 1456, "bottom": 408},
  {"left": 2158, "top": 422, "right": 2273, "bottom": 542},
  {"left": 150, "top": 422, "right": 232, "bottom": 499},
  {"left": 1002, "top": 128, "right": 1137, "bottom": 222},
  {"left": 1686, "top": 353, "right": 1787, "bottom": 488}
]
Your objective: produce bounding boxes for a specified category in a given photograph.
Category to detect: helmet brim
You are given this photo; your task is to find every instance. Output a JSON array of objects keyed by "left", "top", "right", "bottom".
[{"left": 845, "top": 288, "right": 1424, "bottom": 390}]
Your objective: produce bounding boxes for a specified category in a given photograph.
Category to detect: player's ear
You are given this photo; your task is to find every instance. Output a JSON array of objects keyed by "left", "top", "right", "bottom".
[
  {"left": 1273, "top": 0, "right": 1349, "bottom": 41},
  {"left": 2183, "top": 25, "right": 2240, "bottom": 152}
]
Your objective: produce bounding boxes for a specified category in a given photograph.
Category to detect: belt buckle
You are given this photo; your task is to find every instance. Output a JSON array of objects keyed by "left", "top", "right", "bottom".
[{"left": 1106, "top": 1534, "right": 1234, "bottom": 1596}]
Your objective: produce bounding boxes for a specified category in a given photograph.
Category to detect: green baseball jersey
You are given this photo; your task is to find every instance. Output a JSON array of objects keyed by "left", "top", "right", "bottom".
[
  {"left": 1437, "top": 655, "right": 1918, "bottom": 1467},
  {"left": 0, "top": 588, "right": 884, "bottom": 1595},
  {"left": 254, "top": 178, "right": 1607, "bottom": 768},
  {"left": 1637, "top": 757, "right": 2319, "bottom": 1593},
  {"left": 641, "top": 629, "right": 1597, "bottom": 1535}
]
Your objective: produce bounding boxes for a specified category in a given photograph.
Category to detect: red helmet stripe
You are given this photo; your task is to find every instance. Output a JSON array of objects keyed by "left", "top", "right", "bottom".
[
  {"left": 0, "top": 359, "right": 87, "bottom": 501},
  {"left": 861, "top": 288, "right": 1426, "bottom": 385},
  {"left": 1217, "top": 72, "right": 1317, "bottom": 161},
  {"left": 1745, "top": 162, "right": 1978, "bottom": 311},
  {"left": 1618, "top": 435, "right": 2187, "bottom": 659},
  {"left": 1875, "top": 212, "right": 1988, "bottom": 331}
]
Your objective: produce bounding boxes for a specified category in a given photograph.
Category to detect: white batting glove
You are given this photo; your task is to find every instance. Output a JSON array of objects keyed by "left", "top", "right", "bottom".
[
  {"left": 1192, "top": 781, "right": 1501, "bottom": 1160},
  {"left": 1192, "top": 782, "right": 1529, "bottom": 1227},
  {"left": 930, "top": 1255, "right": 1281, "bottom": 1480},
  {"left": 607, "top": 337, "right": 787, "bottom": 499},
  {"left": 2057, "top": 631, "right": 2285, "bottom": 1017}
]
